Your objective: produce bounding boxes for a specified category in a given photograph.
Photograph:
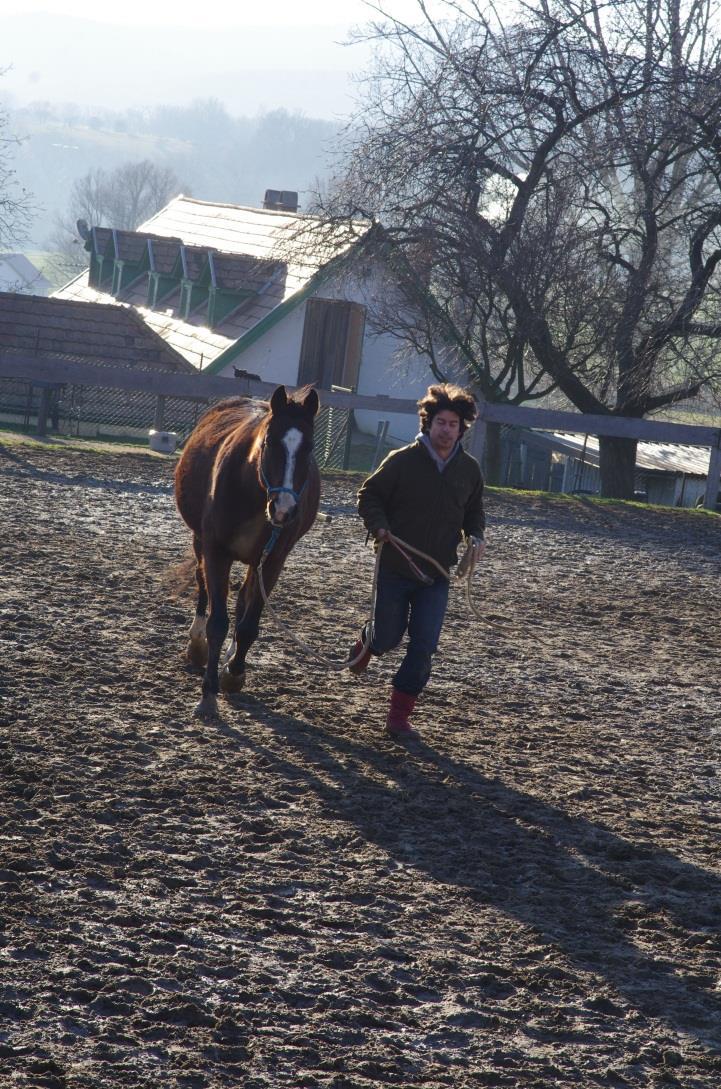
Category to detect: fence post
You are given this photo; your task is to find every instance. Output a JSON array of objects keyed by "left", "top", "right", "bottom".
[
  {"left": 467, "top": 412, "right": 487, "bottom": 465},
  {"left": 371, "top": 420, "right": 389, "bottom": 471},
  {"left": 342, "top": 409, "right": 354, "bottom": 470},
  {"left": 703, "top": 436, "right": 721, "bottom": 509},
  {"left": 153, "top": 395, "right": 166, "bottom": 431},
  {"left": 37, "top": 386, "right": 52, "bottom": 437}
]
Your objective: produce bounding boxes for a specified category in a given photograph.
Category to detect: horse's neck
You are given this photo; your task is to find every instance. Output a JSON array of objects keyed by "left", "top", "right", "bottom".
[{"left": 213, "top": 429, "right": 265, "bottom": 506}]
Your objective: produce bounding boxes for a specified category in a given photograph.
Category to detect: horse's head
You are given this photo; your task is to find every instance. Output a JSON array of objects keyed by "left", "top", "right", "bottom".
[{"left": 259, "top": 384, "right": 319, "bottom": 527}]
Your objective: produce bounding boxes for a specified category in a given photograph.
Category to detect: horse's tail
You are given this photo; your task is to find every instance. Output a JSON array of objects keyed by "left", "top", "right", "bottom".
[{"left": 161, "top": 550, "right": 199, "bottom": 602}]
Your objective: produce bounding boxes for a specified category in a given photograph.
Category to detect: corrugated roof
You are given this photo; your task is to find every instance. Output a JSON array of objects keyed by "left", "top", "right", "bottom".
[
  {"left": 0, "top": 292, "right": 194, "bottom": 372},
  {"left": 55, "top": 195, "right": 365, "bottom": 373},
  {"left": 551, "top": 431, "right": 712, "bottom": 476}
]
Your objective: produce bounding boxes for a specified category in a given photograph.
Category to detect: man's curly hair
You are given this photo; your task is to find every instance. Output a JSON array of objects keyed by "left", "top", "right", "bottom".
[{"left": 417, "top": 384, "right": 477, "bottom": 436}]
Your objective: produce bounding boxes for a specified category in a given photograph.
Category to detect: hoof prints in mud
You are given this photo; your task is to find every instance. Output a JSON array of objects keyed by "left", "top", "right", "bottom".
[{"left": 1, "top": 439, "right": 721, "bottom": 1087}]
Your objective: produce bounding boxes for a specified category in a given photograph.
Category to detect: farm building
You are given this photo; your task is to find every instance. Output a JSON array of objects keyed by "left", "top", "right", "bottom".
[
  {"left": 497, "top": 427, "right": 715, "bottom": 508},
  {"left": 0, "top": 291, "right": 196, "bottom": 439},
  {"left": 0, "top": 253, "right": 52, "bottom": 296},
  {"left": 1, "top": 191, "right": 717, "bottom": 501},
  {"left": 53, "top": 192, "right": 451, "bottom": 445}
]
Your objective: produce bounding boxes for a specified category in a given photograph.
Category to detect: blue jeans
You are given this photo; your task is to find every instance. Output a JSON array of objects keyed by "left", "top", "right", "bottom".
[{"left": 369, "top": 571, "right": 450, "bottom": 697}]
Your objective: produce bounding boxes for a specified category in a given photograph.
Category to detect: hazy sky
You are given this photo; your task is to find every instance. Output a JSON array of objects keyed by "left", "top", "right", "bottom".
[
  {"left": 2, "top": 1, "right": 438, "bottom": 117},
  {"left": 3, "top": 0, "right": 419, "bottom": 28}
]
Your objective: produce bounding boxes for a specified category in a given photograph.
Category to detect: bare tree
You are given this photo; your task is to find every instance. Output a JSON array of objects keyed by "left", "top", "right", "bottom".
[
  {"left": 49, "top": 159, "right": 184, "bottom": 281},
  {"left": 312, "top": 0, "right": 721, "bottom": 496},
  {"left": 0, "top": 88, "right": 33, "bottom": 250}
]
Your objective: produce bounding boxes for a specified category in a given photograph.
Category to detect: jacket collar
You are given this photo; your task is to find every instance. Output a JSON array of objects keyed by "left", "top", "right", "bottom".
[{"left": 417, "top": 432, "right": 461, "bottom": 472}]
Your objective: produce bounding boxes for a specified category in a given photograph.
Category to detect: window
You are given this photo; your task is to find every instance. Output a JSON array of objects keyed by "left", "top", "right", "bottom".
[{"left": 298, "top": 299, "right": 365, "bottom": 390}]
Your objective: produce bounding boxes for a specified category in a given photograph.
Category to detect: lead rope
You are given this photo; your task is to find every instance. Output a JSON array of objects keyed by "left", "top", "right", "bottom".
[{"left": 254, "top": 532, "right": 484, "bottom": 671}]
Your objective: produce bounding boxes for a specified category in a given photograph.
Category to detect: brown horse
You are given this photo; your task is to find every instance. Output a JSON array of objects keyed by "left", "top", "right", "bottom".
[{"left": 174, "top": 384, "right": 320, "bottom": 717}]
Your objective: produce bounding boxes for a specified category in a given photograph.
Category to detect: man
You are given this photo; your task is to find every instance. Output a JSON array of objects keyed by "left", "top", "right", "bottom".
[{"left": 349, "top": 383, "right": 486, "bottom": 740}]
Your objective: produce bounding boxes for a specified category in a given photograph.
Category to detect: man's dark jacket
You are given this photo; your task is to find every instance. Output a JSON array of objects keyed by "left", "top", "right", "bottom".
[{"left": 357, "top": 439, "right": 485, "bottom": 580}]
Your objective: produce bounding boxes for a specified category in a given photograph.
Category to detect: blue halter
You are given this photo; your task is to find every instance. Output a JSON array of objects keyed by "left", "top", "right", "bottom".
[{"left": 258, "top": 438, "right": 307, "bottom": 563}]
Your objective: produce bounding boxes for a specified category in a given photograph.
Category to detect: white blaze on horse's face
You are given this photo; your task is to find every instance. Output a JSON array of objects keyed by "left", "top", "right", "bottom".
[{"left": 270, "top": 427, "right": 303, "bottom": 523}]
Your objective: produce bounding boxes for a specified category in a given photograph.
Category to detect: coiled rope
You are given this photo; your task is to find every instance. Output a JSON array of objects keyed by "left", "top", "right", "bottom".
[{"left": 255, "top": 531, "right": 486, "bottom": 670}]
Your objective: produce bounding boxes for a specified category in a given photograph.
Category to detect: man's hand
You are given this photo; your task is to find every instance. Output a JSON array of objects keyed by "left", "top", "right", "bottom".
[
  {"left": 470, "top": 535, "right": 486, "bottom": 561},
  {"left": 456, "top": 535, "right": 485, "bottom": 579},
  {"left": 374, "top": 527, "right": 390, "bottom": 542}
]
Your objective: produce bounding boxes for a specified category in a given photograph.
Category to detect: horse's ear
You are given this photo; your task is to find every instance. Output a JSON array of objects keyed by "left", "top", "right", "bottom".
[
  {"left": 302, "top": 388, "right": 320, "bottom": 417},
  {"left": 270, "top": 385, "right": 288, "bottom": 414}
]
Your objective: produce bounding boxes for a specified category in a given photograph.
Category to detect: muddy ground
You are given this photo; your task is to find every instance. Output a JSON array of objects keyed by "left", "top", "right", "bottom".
[{"left": 1, "top": 435, "right": 720, "bottom": 1089}]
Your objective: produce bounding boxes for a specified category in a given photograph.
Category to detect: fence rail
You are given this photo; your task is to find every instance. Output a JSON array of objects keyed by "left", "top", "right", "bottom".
[{"left": 1, "top": 349, "right": 720, "bottom": 507}]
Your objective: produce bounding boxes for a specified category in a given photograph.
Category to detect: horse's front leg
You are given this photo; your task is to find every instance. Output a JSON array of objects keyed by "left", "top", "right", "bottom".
[
  {"left": 221, "top": 552, "right": 286, "bottom": 693},
  {"left": 220, "top": 566, "right": 261, "bottom": 694},
  {"left": 195, "top": 546, "right": 232, "bottom": 718}
]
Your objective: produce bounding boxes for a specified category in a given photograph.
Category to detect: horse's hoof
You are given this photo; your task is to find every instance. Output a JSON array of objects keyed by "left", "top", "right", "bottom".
[
  {"left": 220, "top": 665, "right": 246, "bottom": 693},
  {"left": 186, "top": 638, "right": 208, "bottom": 669},
  {"left": 193, "top": 694, "right": 219, "bottom": 719}
]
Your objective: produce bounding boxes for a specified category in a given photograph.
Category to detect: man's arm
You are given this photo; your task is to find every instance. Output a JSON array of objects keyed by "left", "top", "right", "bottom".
[
  {"left": 357, "top": 452, "right": 401, "bottom": 538},
  {"left": 462, "top": 467, "right": 486, "bottom": 540}
]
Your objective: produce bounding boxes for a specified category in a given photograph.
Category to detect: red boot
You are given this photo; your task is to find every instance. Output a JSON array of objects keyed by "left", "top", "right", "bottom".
[
  {"left": 386, "top": 688, "right": 419, "bottom": 740},
  {"left": 348, "top": 638, "right": 371, "bottom": 675}
]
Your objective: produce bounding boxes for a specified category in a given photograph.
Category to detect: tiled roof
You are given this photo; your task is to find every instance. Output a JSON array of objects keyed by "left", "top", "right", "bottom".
[
  {"left": 110, "top": 230, "right": 155, "bottom": 263},
  {"left": 178, "top": 245, "right": 208, "bottom": 281},
  {"left": 209, "top": 252, "right": 280, "bottom": 292},
  {"left": 91, "top": 226, "right": 113, "bottom": 253},
  {"left": 55, "top": 196, "right": 366, "bottom": 373},
  {"left": 0, "top": 292, "right": 194, "bottom": 372},
  {"left": 148, "top": 238, "right": 182, "bottom": 276}
]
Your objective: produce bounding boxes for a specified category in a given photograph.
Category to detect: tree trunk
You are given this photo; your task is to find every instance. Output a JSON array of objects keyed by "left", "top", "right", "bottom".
[
  {"left": 483, "top": 421, "right": 503, "bottom": 485},
  {"left": 598, "top": 435, "right": 638, "bottom": 499}
]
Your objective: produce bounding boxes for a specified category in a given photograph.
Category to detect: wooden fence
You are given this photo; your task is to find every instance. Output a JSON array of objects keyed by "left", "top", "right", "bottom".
[{"left": 2, "top": 348, "right": 720, "bottom": 509}]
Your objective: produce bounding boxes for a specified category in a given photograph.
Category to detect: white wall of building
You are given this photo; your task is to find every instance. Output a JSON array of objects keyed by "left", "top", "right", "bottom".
[
  {"left": 0, "top": 254, "right": 51, "bottom": 296},
  {"left": 224, "top": 301, "right": 307, "bottom": 387},
  {"left": 218, "top": 257, "right": 464, "bottom": 442}
]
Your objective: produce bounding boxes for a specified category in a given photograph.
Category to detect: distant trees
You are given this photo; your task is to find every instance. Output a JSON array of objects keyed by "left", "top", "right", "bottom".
[
  {"left": 313, "top": 0, "right": 721, "bottom": 497},
  {"left": 71, "top": 159, "right": 183, "bottom": 231},
  {"left": 10, "top": 98, "right": 339, "bottom": 248},
  {"left": 50, "top": 159, "right": 184, "bottom": 279},
  {"left": 0, "top": 87, "right": 32, "bottom": 249}
]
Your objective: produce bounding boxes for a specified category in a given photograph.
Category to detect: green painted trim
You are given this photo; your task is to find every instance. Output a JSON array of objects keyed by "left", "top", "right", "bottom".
[
  {"left": 208, "top": 287, "right": 254, "bottom": 328},
  {"left": 180, "top": 280, "right": 208, "bottom": 319},
  {"left": 93, "top": 254, "right": 113, "bottom": 289},
  {"left": 109, "top": 258, "right": 147, "bottom": 297},
  {"left": 155, "top": 275, "right": 180, "bottom": 305},
  {"left": 196, "top": 259, "right": 213, "bottom": 289},
  {"left": 203, "top": 259, "right": 343, "bottom": 376}
]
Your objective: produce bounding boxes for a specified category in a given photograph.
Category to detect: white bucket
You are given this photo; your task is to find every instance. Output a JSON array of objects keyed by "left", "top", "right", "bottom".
[{"left": 149, "top": 429, "right": 178, "bottom": 454}]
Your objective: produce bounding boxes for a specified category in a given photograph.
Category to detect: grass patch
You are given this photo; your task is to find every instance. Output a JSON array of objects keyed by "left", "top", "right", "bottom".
[
  {"left": 0, "top": 428, "right": 175, "bottom": 459},
  {"left": 485, "top": 484, "right": 719, "bottom": 517}
]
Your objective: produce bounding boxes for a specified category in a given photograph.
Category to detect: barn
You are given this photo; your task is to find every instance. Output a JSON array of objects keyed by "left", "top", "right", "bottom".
[
  {"left": 0, "top": 292, "right": 194, "bottom": 440},
  {"left": 53, "top": 192, "right": 448, "bottom": 445},
  {"left": 496, "top": 427, "right": 718, "bottom": 508}
]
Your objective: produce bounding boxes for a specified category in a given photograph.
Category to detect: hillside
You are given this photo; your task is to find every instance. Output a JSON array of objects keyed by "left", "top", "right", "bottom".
[{"left": 7, "top": 103, "right": 341, "bottom": 248}]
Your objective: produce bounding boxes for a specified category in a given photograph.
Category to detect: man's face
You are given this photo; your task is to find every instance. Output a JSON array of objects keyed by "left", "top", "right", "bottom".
[{"left": 428, "top": 409, "right": 461, "bottom": 458}]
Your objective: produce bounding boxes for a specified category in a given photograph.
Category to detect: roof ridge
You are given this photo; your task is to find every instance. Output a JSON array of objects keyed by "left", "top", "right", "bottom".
[{"left": 152, "top": 194, "right": 315, "bottom": 219}]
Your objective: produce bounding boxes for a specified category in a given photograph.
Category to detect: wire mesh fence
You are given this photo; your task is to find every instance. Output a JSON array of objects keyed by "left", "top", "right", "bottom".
[
  {"left": 314, "top": 403, "right": 353, "bottom": 470},
  {"left": 0, "top": 377, "right": 207, "bottom": 443},
  {"left": 0, "top": 376, "right": 360, "bottom": 469}
]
